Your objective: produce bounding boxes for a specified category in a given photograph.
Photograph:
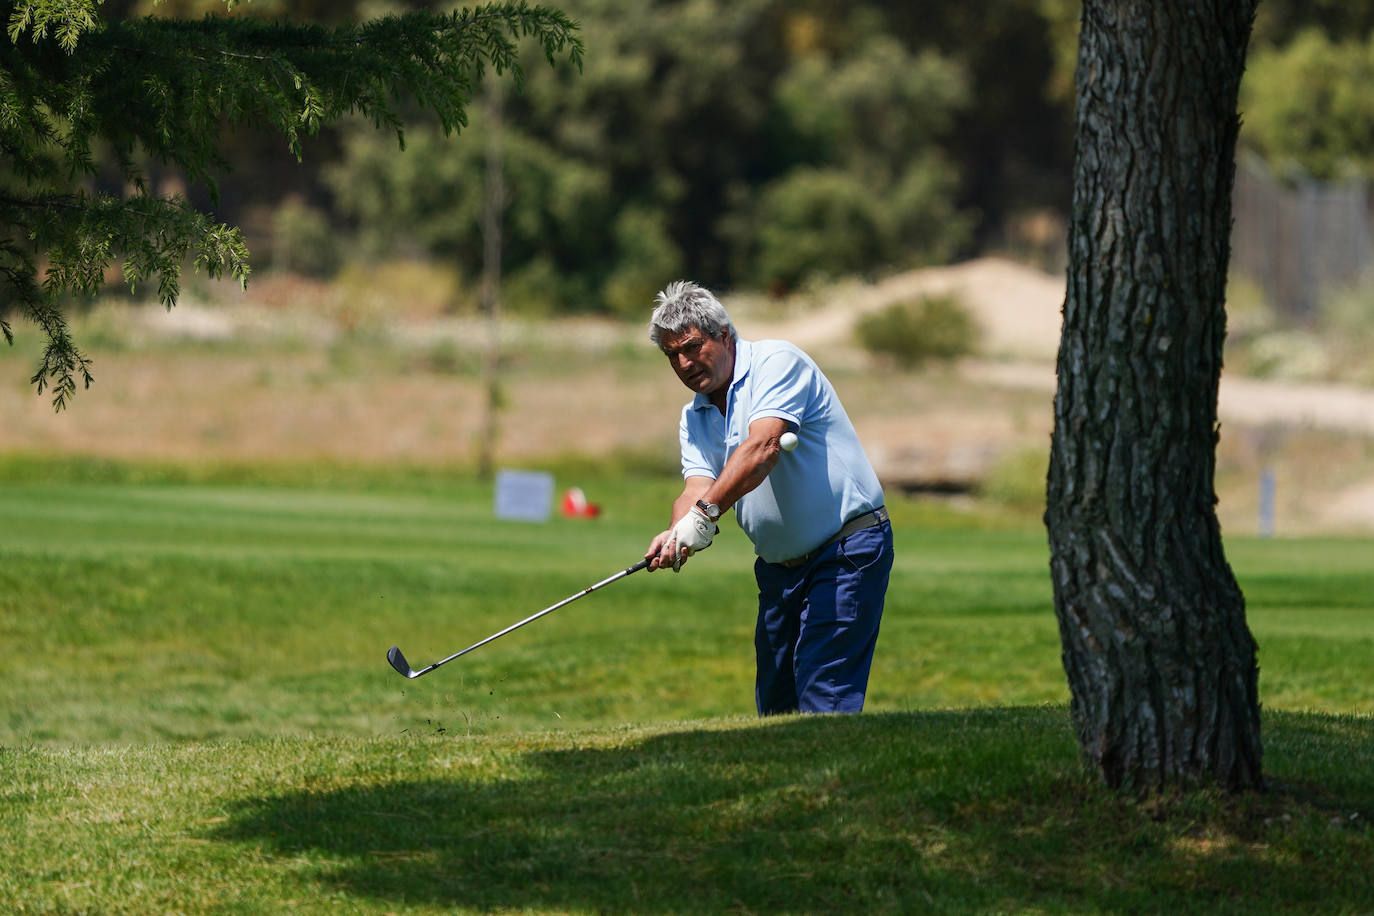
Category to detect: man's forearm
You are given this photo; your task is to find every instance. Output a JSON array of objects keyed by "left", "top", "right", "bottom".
[{"left": 699, "top": 418, "right": 788, "bottom": 513}]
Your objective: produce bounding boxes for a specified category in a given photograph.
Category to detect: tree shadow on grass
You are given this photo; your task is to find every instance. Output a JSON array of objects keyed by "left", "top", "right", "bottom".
[{"left": 212, "top": 708, "right": 1374, "bottom": 914}]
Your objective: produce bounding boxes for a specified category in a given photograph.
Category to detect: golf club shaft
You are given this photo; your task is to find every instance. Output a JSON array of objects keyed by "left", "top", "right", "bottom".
[{"left": 398, "top": 557, "right": 651, "bottom": 678}]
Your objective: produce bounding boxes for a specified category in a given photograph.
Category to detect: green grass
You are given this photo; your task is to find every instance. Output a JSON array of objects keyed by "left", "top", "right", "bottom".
[
  {"left": 2, "top": 462, "right": 1369, "bottom": 743},
  {"left": 3, "top": 713, "right": 1372, "bottom": 913},
  {"left": 0, "top": 462, "right": 1073, "bottom": 743},
  {"left": 2, "top": 458, "right": 1372, "bottom": 912}
]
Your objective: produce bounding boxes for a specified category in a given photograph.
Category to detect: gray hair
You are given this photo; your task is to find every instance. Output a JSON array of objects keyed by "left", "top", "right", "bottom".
[{"left": 648, "top": 280, "right": 738, "bottom": 348}]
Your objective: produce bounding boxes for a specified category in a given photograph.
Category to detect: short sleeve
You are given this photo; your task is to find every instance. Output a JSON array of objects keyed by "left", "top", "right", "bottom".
[
  {"left": 678, "top": 404, "right": 718, "bottom": 480},
  {"left": 746, "top": 344, "right": 811, "bottom": 428}
]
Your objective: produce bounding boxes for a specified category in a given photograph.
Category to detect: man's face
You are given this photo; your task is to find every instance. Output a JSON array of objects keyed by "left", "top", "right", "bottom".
[{"left": 659, "top": 325, "right": 735, "bottom": 397}]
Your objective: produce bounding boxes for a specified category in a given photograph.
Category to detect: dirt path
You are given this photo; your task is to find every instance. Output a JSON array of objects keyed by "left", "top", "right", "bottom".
[{"left": 973, "top": 361, "right": 1374, "bottom": 437}]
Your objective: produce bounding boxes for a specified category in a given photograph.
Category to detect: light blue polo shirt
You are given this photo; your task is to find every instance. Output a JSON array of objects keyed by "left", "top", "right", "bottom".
[{"left": 679, "top": 338, "right": 885, "bottom": 563}]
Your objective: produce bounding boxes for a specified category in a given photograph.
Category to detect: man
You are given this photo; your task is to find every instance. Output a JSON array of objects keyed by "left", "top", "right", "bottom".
[{"left": 644, "top": 280, "right": 893, "bottom": 715}]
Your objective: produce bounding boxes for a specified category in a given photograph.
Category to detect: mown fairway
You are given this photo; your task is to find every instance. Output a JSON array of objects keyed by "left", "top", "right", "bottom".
[
  {"left": 2, "top": 463, "right": 1371, "bottom": 743},
  {"left": 1, "top": 464, "right": 1070, "bottom": 743},
  {"left": 3, "top": 461, "right": 1372, "bottom": 912}
]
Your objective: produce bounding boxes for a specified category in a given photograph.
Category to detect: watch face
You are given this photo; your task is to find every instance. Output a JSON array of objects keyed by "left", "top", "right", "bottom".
[{"left": 697, "top": 499, "right": 720, "bottom": 521}]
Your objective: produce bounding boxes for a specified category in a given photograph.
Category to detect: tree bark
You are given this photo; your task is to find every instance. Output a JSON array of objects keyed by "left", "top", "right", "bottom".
[{"left": 1045, "top": 0, "right": 1263, "bottom": 791}]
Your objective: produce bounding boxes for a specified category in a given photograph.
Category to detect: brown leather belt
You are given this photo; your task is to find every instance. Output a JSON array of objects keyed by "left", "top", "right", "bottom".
[{"left": 775, "top": 506, "right": 889, "bottom": 568}]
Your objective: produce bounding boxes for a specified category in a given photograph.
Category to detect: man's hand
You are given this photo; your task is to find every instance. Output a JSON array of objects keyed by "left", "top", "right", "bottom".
[{"left": 669, "top": 505, "right": 716, "bottom": 571}]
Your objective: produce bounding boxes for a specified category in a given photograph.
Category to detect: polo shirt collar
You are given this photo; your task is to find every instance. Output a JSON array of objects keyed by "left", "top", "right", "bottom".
[{"left": 691, "top": 337, "right": 752, "bottom": 412}]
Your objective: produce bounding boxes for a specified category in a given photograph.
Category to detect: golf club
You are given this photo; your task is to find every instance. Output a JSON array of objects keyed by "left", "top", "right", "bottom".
[{"left": 387, "top": 556, "right": 652, "bottom": 679}]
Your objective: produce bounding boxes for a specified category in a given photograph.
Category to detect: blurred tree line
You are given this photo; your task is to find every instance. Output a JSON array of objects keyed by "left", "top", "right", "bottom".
[
  {"left": 117, "top": 0, "right": 1374, "bottom": 315},
  {"left": 1243, "top": 1, "right": 1374, "bottom": 181}
]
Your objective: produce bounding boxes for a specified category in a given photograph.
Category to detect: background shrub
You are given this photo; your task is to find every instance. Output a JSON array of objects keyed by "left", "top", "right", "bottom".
[
  {"left": 855, "top": 293, "right": 979, "bottom": 367},
  {"left": 270, "top": 198, "right": 341, "bottom": 278},
  {"left": 978, "top": 446, "right": 1049, "bottom": 511}
]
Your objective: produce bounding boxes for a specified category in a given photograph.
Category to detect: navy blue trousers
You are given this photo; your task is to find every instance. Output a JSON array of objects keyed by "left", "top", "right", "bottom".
[{"left": 753, "top": 520, "right": 893, "bottom": 715}]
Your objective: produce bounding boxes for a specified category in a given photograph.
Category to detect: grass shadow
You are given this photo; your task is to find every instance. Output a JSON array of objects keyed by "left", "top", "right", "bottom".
[{"left": 213, "top": 708, "right": 1374, "bottom": 913}]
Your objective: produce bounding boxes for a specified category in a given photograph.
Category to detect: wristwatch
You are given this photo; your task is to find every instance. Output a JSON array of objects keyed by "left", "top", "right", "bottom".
[{"left": 695, "top": 499, "right": 722, "bottom": 522}]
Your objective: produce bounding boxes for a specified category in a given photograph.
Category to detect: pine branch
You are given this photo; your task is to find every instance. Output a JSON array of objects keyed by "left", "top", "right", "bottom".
[
  {"left": 0, "top": 236, "right": 91, "bottom": 409},
  {"left": 0, "top": 1, "right": 583, "bottom": 407}
]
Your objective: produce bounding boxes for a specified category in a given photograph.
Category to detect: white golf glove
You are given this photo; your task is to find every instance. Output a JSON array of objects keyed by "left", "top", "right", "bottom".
[{"left": 670, "top": 505, "right": 717, "bottom": 571}]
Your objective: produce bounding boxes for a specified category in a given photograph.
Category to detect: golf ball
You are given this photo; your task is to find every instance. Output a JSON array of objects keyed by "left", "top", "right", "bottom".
[{"left": 779, "top": 431, "right": 799, "bottom": 451}]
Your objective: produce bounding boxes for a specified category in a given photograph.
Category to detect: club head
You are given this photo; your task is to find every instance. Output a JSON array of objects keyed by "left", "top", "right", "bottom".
[{"left": 387, "top": 645, "right": 418, "bottom": 678}]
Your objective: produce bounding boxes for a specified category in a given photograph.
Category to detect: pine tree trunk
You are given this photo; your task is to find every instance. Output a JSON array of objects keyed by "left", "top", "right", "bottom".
[{"left": 1045, "top": 0, "right": 1263, "bottom": 791}]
